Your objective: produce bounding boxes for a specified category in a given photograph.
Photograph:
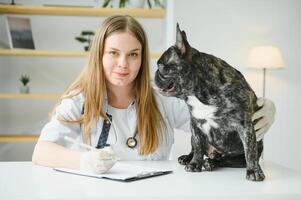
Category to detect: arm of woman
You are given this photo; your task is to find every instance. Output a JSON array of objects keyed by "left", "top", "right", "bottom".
[
  {"left": 32, "top": 140, "right": 81, "bottom": 169},
  {"left": 32, "top": 96, "right": 83, "bottom": 169},
  {"left": 32, "top": 95, "right": 117, "bottom": 173},
  {"left": 162, "top": 96, "right": 191, "bottom": 132},
  {"left": 32, "top": 140, "right": 116, "bottom": 173}
]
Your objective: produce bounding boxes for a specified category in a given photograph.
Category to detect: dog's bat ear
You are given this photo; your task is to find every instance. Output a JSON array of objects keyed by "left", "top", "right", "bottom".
[
  {"left": 176, "top": 23, "right": 186, "bottom": 55},
  {"left": 176, "top": 23, "right": 189, "bottom": 55},
  {"left": 181, "top": 30, "right": 187, "bottom": 41}
]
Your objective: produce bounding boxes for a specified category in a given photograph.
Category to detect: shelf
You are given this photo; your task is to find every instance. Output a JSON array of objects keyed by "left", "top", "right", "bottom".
[
  {"left": 0, "top": 49, "right": 88, "bottom": 57},
  {"left": 0, "top": 93, "right": 61, "bottom": 99},
  {"left": 0, "top": 4, "right": 165, "bottom": 18},
  {"left": 0, "top": 49, "right": 162, "bottom": 58},
  {"left": 0, "top": 135, "right": 38, "bottom": 142}
]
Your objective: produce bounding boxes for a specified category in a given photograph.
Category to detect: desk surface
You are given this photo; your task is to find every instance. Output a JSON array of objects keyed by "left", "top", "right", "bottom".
[{"left": 1, "top": 160, "right": 301, "bottom": 200}]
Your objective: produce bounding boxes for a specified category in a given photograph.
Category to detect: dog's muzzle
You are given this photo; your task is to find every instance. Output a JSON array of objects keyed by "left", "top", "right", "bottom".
[{"left": 154, "top": 70, "right": 176, "bottom": 95}]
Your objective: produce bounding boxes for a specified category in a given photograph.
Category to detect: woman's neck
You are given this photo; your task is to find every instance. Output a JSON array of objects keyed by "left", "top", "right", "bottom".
[{"left": 107, "top": 84, "right": 135, "bottom": 109}]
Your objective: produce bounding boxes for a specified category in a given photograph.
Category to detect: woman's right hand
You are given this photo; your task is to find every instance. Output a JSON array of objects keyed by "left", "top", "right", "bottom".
[{"left": 80, "top": 147, "right": 117, "bottom": 174}]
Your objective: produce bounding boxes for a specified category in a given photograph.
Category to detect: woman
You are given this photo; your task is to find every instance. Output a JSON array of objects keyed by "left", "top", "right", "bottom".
[{"left": 32, "top": 15, "right": 275, "bottom": 174}]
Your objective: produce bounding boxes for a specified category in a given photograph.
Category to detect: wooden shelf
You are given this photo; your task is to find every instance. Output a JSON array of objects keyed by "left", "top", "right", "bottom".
[
  {"left": 0, "top": 4, "right": 165, "bottom": 18},
  {"left": 0, "top": 135, "right": 38, "bottom": 142},
  {"left": 0, "top": 49, "right": 162, "bottom": 58},
  {"left": 0, "top": 93, "right": 61, "bottom": 99},
  {"left": 0, "top": 49, "right": 88, "bottom": 57}
]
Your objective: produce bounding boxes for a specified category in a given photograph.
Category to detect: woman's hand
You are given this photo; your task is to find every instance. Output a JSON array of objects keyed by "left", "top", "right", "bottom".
[
  {"left": 252, "top": 97, "right": 276, "bottom": 141},
  {"left": 80, "top": 146, "right": 117, "bottom": 174}
]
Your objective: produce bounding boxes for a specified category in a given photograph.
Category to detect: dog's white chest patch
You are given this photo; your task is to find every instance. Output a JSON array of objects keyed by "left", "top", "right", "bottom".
[{"left": 186, "top": 96, "right": 219, "bottom": 134}]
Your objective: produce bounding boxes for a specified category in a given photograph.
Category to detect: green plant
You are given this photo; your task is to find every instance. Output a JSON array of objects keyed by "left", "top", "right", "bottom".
[
  {"left": 19, "top": 74, "right": 30, "bottom": 86},
  {"left": 102, "top": 0, "right": 112, "bottom": 7},
  {"left": 119, "top": 0, "right": 129, "bottom": 7},
  {"left": 102, "top": 0, "right": 129, "bottom": 8},
  {"left": 75, "top": 31, "right": 95, "bottom": 51},
  {"left": 147, "top": 0, "right": 164, "bottom": 8}
]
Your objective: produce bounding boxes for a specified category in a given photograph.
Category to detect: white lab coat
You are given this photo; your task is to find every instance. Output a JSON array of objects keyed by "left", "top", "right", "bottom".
[{"left": 39, "top": 92, "right": 191, "bottom": 160}]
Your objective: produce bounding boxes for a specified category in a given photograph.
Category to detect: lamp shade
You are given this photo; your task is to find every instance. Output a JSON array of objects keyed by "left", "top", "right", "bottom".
[{"left": 248, "top": 45, "right": 284, "bottom": 69}]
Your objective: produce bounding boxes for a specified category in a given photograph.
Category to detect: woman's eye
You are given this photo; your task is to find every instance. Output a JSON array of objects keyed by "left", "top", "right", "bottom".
[
  {"left": 109, "top": 51, "right": 118, "bottom": 56},
  {"left": 129, "top": 52, "right": 138, "bottom": 57}
]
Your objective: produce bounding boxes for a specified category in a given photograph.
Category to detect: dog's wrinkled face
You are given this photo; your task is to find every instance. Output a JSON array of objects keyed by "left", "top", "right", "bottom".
[{"left": 154, "top": 24, "right": 196, "bottom": 99}]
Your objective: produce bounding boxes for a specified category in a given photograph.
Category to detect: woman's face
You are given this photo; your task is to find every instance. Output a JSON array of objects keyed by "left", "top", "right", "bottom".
[{"left": 102, "top": 32, "right": 142, "bottom": 89}]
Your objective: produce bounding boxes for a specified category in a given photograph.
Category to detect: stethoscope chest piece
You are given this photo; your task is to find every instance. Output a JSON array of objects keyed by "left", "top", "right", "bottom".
[{"left": 126, "top": 136, "right": 137, "bottom": 148}]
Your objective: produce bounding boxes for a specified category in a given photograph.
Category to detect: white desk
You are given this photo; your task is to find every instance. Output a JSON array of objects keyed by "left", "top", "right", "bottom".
[{"left": 1, "top": 161, "right": 301, "bottom": 200}]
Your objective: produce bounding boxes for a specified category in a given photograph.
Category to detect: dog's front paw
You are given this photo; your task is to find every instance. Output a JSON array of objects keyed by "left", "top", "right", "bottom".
[
  {"left": 185, "top": 162, "right": 203, "bottom": 172},
  {"left": 203, "top": 158, "right": 218, "bottom": 171},
  {"left": 246, "top": 166, "right": 265, "bottom": 181},
  {"left": 178, "top": 153, "right": 193, "bottom": 165}
]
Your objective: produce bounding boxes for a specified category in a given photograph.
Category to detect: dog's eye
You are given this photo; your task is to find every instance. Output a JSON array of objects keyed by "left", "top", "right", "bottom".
[{"left": 158, "top": 63, "right": 165, "bottom": 68}]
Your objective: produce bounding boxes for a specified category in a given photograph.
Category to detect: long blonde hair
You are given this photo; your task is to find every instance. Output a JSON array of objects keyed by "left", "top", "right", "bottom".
[{"left": 56, "top": 15, "right": 165, "bottom": 155}]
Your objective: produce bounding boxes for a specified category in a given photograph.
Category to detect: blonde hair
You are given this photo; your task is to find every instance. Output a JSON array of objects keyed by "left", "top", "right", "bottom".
[{"left": 56, "top": 15, "right": 165, "bottom": 155}]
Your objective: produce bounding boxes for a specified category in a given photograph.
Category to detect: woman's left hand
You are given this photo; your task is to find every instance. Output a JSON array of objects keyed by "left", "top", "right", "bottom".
[{"left": 252, "top": 97, "right": 276, "bottom": 141}]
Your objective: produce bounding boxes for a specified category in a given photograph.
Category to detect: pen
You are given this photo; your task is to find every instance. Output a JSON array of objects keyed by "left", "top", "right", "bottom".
[
  {"left": 64, "top": 136, "right": 94, "bottom": 150},
  {"left": 64, "top": 136, "right": 119, "bottom": 160}
]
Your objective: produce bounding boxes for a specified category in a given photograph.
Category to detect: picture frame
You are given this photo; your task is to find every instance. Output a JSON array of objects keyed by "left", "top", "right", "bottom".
[{"left": 0, "top": 15, "right": 35, "bottom": 49}]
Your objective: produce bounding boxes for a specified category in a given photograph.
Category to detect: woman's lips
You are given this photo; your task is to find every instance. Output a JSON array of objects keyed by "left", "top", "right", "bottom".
[{"left": 114, "top": 72, "right": 129, "bottom": 77}]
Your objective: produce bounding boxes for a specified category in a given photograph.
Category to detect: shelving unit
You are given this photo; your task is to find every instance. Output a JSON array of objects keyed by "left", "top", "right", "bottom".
[{"left": 0, "top": 4, "right": 166, "bottom": 142}]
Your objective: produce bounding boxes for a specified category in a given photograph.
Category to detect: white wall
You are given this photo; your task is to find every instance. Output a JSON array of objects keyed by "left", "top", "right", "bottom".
[{"left": 170, "top": 0, "right": 301, "bottom": 171}]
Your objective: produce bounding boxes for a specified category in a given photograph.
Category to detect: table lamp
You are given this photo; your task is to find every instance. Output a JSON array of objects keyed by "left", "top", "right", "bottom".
[{"left": 247, "top": 45, "right": 284, "bottom": 97}]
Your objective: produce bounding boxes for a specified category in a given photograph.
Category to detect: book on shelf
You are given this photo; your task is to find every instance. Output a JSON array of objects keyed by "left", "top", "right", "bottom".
[{"left": 0, "top": 15, "right": 35, "bottom": 49}]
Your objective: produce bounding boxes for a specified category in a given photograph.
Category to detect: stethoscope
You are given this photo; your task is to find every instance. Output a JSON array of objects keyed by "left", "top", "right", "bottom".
[
  {"left": 105, "top": 111, "right": 138, "bottom": 149},
  {"left": 81, "top": 102, "right": 138, "bottom": 149}
]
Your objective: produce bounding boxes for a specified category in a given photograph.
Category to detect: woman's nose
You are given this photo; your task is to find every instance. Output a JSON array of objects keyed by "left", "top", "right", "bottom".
[{"left": 118, "top": 55, "right": 128, "bottom": 68}]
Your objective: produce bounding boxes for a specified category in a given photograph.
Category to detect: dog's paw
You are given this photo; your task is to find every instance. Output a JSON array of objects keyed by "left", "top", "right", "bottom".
[
  {"left": 178, "top": 154, "right": 193, "bottom": 165},
  {"left": 246, "top": 166, "right": 265, "bottom": 181},
  {"left": 184, "top": 162, "right": 203, "bottom": 172},
  {"left": 203, "top": 158, "right": 217, "bottom": 171}
]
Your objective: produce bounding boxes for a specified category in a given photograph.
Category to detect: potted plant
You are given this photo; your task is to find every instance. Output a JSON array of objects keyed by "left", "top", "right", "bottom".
[
  {"left": 19, "top": 74, "right": 30, "bottom": 94},
  {"left": 147, "top": 0, "right": 164, "bottom": 9},
  {"left": 75, "top": 31, "right": 95, "bottom": 51},
  {"left": 102, "top": 0, "right": 129, "bottom": 8},
  {"left": 102, "top": 0, "right": 113, "bottom": 7},
  {"left": 102, "top": 0, "right": 148, "bottom": 8}
]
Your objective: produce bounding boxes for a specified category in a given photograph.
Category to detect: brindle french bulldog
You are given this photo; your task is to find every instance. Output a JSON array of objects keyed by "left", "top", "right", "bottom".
[{"left": 154, "top": 24, "right": 265, "bottom": 181}]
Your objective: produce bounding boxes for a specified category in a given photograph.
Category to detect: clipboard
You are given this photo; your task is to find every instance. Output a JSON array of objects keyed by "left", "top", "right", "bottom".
[{"left": 53, "top": 162, "right": 173, "bottom": 182}]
